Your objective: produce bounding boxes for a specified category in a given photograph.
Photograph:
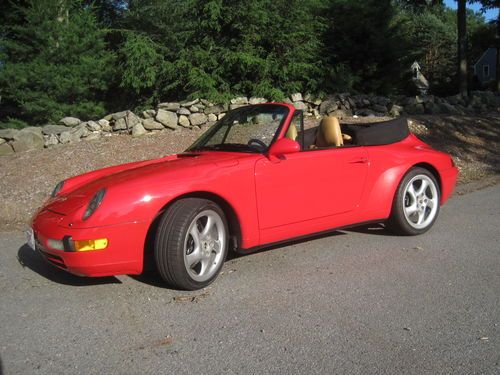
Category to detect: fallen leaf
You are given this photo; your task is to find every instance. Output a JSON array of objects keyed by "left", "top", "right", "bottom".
[
  {"left": 173, "top": 295, "right": 194, "bottom": 302},
  {"left": 154, "top": 335, "right": 173, "bottom": 346},
  {"left": 192, "top": 291, "right": 211, "bottom": 302},
  {"left": 173, "top": 291, "right": 211, "bottom": 303}
]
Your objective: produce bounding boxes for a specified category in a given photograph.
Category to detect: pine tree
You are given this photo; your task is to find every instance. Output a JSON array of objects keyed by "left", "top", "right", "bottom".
[
  {"left": 323, "top": 0, "right": 408, "bottom": 94},
  {"left": 119, "top": 0, "right": 329, "bottom": 103},
  {"left": 397, "top": 4, "right": 458, "bottom": 95},
  {"left": 0, "top": 0, "right": 115, "bottom": 125}
]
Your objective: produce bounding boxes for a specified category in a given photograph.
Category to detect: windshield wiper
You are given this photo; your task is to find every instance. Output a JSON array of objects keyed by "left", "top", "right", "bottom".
[{"left": 190, "top": 144, "right": 225, "bottom": 151}]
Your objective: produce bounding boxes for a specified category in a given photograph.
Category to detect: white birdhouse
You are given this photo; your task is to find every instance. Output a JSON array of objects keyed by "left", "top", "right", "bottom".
[
  {"left": 411, "top": 61, "right": 429, "bottom": 95},
  {"left": 411, "top": 61, "right": 421, "bottom": 79}
]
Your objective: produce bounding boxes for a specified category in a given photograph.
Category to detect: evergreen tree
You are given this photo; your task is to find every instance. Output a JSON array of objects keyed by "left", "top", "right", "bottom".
[
  {"left": 0, "top": 0, "right": 115, "bottom": 124},
  {"left": 119, "top": 0, "right": 329, "bottom": 103},
  {"left": 82, "top": 0, "right": 127, "bottom": 26},
  {"left": 1, "top": 0, "right": 497, "bottom": 123},
  {"left": 117, "top": 0, "right": 194, "bottom": 105},
  {"left": 397, "top": 4, "right": 458, "bottom": 95},
  {"left": 323, "top": 0, "right": 408, "bottom": 94}
]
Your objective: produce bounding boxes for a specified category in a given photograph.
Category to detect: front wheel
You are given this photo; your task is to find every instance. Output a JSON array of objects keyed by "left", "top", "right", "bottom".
[
  {"left": 387, "top": 167, "right": 440, "bottom": 236},
  {"left": 154, "top": 198, "right": 228, "bottom": 290}
]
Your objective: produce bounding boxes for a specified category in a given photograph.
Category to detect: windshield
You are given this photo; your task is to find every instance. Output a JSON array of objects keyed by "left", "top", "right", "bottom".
[{"left": 187, "top": 104, "right": 289, "bottom": 153}]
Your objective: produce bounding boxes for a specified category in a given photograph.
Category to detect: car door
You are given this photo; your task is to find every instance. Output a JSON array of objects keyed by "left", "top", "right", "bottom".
[{"left": 254, "top": 146, "right": 368, "bottom": 230}]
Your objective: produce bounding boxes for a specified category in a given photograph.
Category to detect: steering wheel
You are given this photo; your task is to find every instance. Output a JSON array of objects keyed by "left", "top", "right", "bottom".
[{"left": 247, "top": 139, "right": 267, "bottom": 151}]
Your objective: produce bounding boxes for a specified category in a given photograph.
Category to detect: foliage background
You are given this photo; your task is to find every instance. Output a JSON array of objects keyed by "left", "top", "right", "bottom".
[{"left": 0, "top": 0, "right": 497, "bottom": 126}]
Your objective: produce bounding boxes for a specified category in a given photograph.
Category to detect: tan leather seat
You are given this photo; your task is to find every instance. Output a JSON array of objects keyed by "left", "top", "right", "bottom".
[
  {"left": 315, "top": 116, "right": 343, "bottom": 147},
  {"left": 285, "top": 123, "right": 298, "bottom": 141}
]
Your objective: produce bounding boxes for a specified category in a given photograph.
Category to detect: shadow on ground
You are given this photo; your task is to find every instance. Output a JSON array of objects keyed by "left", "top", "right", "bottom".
[
  {"left": 16, "top": 223, "right": 396, "bottom": 288},
  {"left": 17, "top": 244, "right": 121, "bottom": 286},
  {"left": 229, "top": 229, "right": 349, "bottom": 261},
  {"left": 343, "top": 222, "right": 395, "bottom": 236},
  {"left": 129, "top": 270, "right": 170, "bottom": 289}
]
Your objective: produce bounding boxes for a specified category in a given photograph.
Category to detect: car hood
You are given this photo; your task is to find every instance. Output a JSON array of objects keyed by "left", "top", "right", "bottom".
[{"left": 44, "top": 152, "right": 246, "bottom": 215}]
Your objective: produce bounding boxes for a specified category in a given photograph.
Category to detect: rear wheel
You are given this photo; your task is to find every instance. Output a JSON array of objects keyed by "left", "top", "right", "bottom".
[
  {"left": 387, "top": 167, "right": 440, "bottom": 236},
  {"left": 154, "top": 198, "right": 228, "bottom": 290}
]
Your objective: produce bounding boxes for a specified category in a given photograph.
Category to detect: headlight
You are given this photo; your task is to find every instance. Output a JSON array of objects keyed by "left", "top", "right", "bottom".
[
  {"left": 83, "top": 188, "right": 106, "bottom": 220},
  {"left": 51, "top": 181, "right": 65, "bottom": 197}
]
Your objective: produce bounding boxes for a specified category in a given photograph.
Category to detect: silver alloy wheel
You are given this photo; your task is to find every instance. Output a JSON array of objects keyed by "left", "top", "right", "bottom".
[
  {"left": 402, "top": 174, "right": 439, "bottom": 229},
  {"left": 183, "top": 209, "right": 226, "bottom": 282}
]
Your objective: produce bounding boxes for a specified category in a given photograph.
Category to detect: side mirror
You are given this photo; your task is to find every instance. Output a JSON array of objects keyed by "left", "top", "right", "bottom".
[{"left": 268, "top": 138, "right": 300, "bottom": 158}]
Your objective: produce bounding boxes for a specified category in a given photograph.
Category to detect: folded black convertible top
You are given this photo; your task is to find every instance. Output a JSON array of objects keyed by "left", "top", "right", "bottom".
[{"left": 347, "top": 117, "right": 410, "bottom": 146}]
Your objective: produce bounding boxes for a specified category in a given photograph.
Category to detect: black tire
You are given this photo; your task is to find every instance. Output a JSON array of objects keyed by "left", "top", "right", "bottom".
[
  {"left": 154, "top": 198, "right": 229, "bottom": 290},
  {"left": 386, "top": 167, "right": 441, "bottom": 236}
]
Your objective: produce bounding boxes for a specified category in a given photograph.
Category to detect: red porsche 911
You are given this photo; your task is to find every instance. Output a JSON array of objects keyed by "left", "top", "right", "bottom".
[{"left": 29, "top": 103, "right": 458, "bottom": 290}]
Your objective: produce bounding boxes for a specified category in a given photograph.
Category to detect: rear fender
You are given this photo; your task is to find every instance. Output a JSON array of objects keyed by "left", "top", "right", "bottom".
[
  {"left": 361, "top": 164, "right": 408, "bottom": 219},
  {"left": 363, "top": 160, "right": 449, "bottom": 219}
]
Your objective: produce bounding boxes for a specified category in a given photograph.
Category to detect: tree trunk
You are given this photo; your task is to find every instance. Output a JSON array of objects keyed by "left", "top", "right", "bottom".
[
  {"left": 496, "top": 11, "right": 500, "bottom": 92},
  {"left": 457, "top": 0, "right": 468, "bottom": 97}
]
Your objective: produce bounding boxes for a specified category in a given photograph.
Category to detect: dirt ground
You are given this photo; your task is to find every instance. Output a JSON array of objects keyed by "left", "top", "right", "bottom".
[{"left": 0, "top": 113, "right": 498, "bottom": 229}]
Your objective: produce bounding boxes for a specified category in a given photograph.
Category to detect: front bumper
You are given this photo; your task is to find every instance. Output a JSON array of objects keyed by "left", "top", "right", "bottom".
[{"left": 31, "top": 209, "right": 149, "bottom": 277}]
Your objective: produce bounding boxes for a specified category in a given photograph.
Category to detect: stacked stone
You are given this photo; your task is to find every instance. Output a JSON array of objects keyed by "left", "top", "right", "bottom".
[{"left": 1, "top": 91, "right": 499, "bottom": 155}]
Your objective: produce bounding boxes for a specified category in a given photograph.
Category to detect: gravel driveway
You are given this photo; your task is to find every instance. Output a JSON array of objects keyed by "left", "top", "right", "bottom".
[{"left": 1, "top": 183, "right": 499, "bottom": 374}]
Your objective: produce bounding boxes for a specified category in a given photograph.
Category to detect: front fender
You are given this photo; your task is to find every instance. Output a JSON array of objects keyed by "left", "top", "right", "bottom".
[{"left": 59, "top": 155, "right": 262, "bottom": 249}]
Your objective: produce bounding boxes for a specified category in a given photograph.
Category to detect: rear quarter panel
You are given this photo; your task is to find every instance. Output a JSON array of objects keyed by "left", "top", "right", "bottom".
[{"left": 360, "top": 134, "right": 456, "bottom": 220}]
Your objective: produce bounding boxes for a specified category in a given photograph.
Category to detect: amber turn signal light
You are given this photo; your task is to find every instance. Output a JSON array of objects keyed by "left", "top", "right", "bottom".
[{"left": 73, "top": 238, "right": 108, "bottom": 252}]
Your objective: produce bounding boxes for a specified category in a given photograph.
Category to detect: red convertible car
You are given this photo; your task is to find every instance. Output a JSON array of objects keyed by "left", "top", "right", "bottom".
[{"left": 30, "top": 103, "right": 458, "bottom": 290}]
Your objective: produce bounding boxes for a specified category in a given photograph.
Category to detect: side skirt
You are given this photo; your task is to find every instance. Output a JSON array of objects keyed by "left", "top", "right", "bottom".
[{"left": 235, "top": 219, "right": 387, "bottom": 255}]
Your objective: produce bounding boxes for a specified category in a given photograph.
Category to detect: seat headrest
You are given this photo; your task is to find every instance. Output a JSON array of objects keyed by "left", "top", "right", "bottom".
[
  {"left": 316, "top": 116, "right": 343, "bottom": 147},
  {"left": 285, "top": 123, "right": 298, "bottom": 141}
]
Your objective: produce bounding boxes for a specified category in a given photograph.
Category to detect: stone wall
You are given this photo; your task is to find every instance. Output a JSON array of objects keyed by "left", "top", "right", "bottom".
[{"left": 1, "top": 91, "right": 499, "bottom": 156}]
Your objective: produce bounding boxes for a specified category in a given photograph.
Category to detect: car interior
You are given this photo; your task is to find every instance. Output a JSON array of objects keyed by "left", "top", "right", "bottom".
[{"left": 285, "top": 115, "right": 410, "bottom": 150}]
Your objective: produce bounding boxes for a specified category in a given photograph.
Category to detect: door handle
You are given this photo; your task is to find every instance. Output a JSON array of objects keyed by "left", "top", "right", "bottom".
[
  {"left": 349, "top": 157, "right": 368, "bottom": 164},
  {"left": 269, "top": 154, "right": 286, "bottom": 164}
]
